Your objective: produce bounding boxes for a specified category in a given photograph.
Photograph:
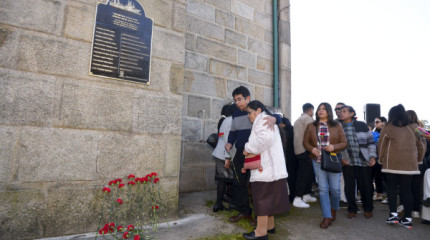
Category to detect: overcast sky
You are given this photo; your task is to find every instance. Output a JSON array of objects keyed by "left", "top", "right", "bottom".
[{"left": 290, "top": 0, "right": 430, "bottom": 123}]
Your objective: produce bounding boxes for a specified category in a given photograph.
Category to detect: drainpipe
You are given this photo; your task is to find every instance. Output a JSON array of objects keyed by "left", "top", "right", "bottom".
[{"left": 272, "top": 0, "right": 279, "bottom": 108}]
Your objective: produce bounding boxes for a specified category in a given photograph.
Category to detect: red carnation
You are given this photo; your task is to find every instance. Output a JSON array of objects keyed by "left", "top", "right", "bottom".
[
  {"left": 150, "top": 172, "right": 157, "bottom": 177},
  {"left": 218, "top": 132, "right": 224, "bottom": 137},
  {"left": 127, "top": 224, "right": 134, "bottom": 231},
  {"left": 134, "top": 235, "right": 141, "bottom": 240},
  {"left": 128, "top": 174, "right": 136, "bottom": 179},
  {"left": 108, "top": 180, "right": 115, "bottom": 186},
  {"left": 123, "top": 231, "right": 130, "bottom": 239},
  {"left": 118, "top": 183, "right": 125, "bottom": 189},
  {"left": 102, "top": 187, "right": 111, "bottom": 193},
  {"left": 152, "top": 205, "right": 159, "bottom": 210},
  {"left": 117, "top": 225, "right": 123, "bottom": 232},
  {"left": 117, "top": 198, "right": 123, "bottom": 205},
  {"left": 115, "top": 178, "right": 123, "bottom": 183},
  {"left": 153, "top": 178, "right": 159, "bottom": 184},
  {"left": 128, "top": 181, "right": 136, "bottom": 186}
]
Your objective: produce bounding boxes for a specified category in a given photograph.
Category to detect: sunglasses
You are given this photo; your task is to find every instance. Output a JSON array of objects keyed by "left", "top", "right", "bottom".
[
  {"left": 374, "top": 121, "right": 381, "bottom": 124},
  {"left": 335, "top": 107, "right": 344, "bottom": 111}
]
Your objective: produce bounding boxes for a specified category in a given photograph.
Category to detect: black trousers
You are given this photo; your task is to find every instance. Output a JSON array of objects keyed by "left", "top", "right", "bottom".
[
  {"left": 386, "top": 173, "right": 413, "bottom": 218},
  {"left": 294, "top": 152, "right": 314, "bottom": 198},
  {"left": 412, "top": 174, "right": 423, "bottom": 212},
  {"left": 342, "top": 165, "right": 374, "bottom": 213},
  {"left": 231, "top": 147, "right": 252, "bottom": 215},
  {"left": 371, "top": 161, "right": 385, "bottom": 194}
]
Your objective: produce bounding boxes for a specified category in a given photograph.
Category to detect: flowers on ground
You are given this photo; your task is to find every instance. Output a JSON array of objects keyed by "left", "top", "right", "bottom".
[{"left": 117, "top": 198, "right": 123, "bottom": 205}]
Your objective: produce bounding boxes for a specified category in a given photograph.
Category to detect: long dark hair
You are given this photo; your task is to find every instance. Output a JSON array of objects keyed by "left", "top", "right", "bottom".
[
  {"left": 388, "top": 104, "right": 410, "bottom": 127},
  {"left": 313, "top": 102, "right": 337, "bottom": 127},
  {"left": 247, "top": 100, "right": 272, "bottom": 115},
  {"left": 406, "top": 110, "right": 419, "bottom": 125}
]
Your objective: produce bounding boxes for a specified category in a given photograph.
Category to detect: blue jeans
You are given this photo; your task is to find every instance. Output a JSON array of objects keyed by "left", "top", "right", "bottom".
[{"left": 312, "top": 161, "right": 341, "bottom": 218}]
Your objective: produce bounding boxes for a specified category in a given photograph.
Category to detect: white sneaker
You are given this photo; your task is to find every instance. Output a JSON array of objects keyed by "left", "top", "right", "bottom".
[
  {"left": 412, "top": 211, "right": 420, "bottom": 218},
  {"left": 397, "top": 205, "right": 404, "bottom": 213},
  {"left": 303, "top": 194, "right": 317, "bottom": 203},
  {"left": 293, "top": 197, "right": 310, "bottom": 208}
]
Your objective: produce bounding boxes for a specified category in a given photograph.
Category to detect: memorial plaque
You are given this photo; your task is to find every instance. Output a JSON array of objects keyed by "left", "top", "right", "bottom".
[{"left": 90, "top": 0, "right": 153, "bottom": 84}]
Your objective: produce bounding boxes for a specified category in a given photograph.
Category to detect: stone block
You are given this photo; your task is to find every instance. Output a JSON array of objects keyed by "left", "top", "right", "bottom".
[
  {"left": 238, "top": 49, "right": 257, "bottom": 68},
  {"left": 17, "top": 127, "right": 98, "bottom": 182},
  {"left": 152, "top": 27, "right": 185, "bottom": 63},
  {"left": 0, "top": 27, "right": 19, "bottom": 69},
  {"left": 209, "top": 59, "right": 247, "bottom": 81},
  {"left": 188, "top": 95, "right": 211, "bottom": 119},
  {"left": 149, "top": 58, "right": 171, "bottom": 92},
  {"left": 279, "top": 67, "right": 291, "bottom": 117},
  {"left": 255, "top": 10, "right": 272, "bottom": 29},
  {"left": 248, "top": 68, "right": 272, "bottom": 87},
  {"left": 215, "top": 9, "right": 235, "bottom": 29},
  {"left": 182, "top": 94, "right": 188, "bottom": 117},
  {"left": 257, "top": 56, "right": 273, "bottom": 72},
  {"left": 205, "top": 166, "right": 217, "bottom": 189},
  {"left": 225, "top": 29, "right": 247, "bottom": 49},
  {"left": 182, "top": 142, "right": 215, "bottom": 167},
  {"left": 0, "top": 127, "right": 19, "bottom": 182},
  {"left": 203, "top": 120, "right": 218, "bottom": 140},
  {"left": 279, "top": 0, "right": 290, "bottom": 21},
  {"left": 185, "top": 51, "right": 209, "bottom": 72},
  {"left": 211, "top": 98, "right": 230, "bottom": 119},
  {"left": 0, "top": 188, "right": 44, "bottom": 239},
  {"left": 184, "top": 70, "right": 226, "bottom": 98},
  {"left": 280, "top": 42, "right": 291, "bottom": 69},
  {"left": 235, "top": 17, "right": 264, "bottom": 40},
  {"left": 139, "top": 0, "right": 173, "bottom": 29},
  {"left": 246, "top": 0, "right": 267, "bottom": 11},
  {"left": 182, "top": 117, "right": 202, "bottom": 142},
  {"left": 231, "top": 0, "right": 254, "bottom": 21},
  {"left": 59, "top": 83, "right": 134, "bottom": 131},
  {"left": 179, "top": 166, "right": 205, "bottom": 193},
  {"left": 265, "top": 0, "right": 272, "bottom": 14},
  {"left": 186, "top": 15, "right": 224, "bottom": 42},
  {"left": 186, "top": 0, "right": 215, "bottom": 22},
  {"left": 248, "top": 37, "right": 273, "bottom": 58},
  {"left": 96, "top": 132, "right": 165, "bottom": 179},
  {"left": 134, "top": 93, "right": 182, "bottom": 134},
  {"left": 227, "top": 80, "right": 255, "bottom": 100},
  {"left": 264, "top": 28, "right": 273, "bottom": 43},
  {"left": 170, "top": 63, "right": 184, "bottom": 95},
  {"left": 196, "top": 37, "right": 237, "bottom": 62},
  {"left": 279, "top": 19, "right": 291, "bottom": 45},
  {"left": 202, "top": 0, "right": 231, "bottom": 11},
  {"left": 173, "top": 2, "right": 186, "bottom": 32},
  {"left": 164, "top": 136, "right": 182, "bottom": 177},
  {"left": 63, "top": 1, "right": 96, "bottom": 42},
  {"left": 255, "top": 85, "right": 273, "bottom": 107},
  {"left": 185, "top": 32, "right": 197, "bottom": 50},
  {"left": 0, "top": 69, "right": 59, "bottom": 126},
  {"left": 0, "top": 0, "right": 64, "bottom": 35},
  {"left": 158, "top": 177, "right": 180, "bottom": 214},
  {"left": 17, "top": 31, "right": 91, "bottom": 79}
]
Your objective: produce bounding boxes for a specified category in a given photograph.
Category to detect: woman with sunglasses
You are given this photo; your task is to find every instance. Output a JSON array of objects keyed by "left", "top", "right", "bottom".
[{"left": 372, "top": 116, "right": 387, "bottom": 202}]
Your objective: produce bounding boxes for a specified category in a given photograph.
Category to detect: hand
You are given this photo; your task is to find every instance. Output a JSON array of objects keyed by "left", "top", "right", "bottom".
[
  {"left": 311, "top": 148, "right": 320, "bottom": 157},
  {"left": 324, "top": 145, "right": 334, "bottom": 152},
  {"left": 368, "top": 158, "right": 376, "bottom": 167},
  {"left": 225, "top": 159, "right": 231, "bottom": 169},
  {"left": 342, "top": 159, "right": 350, "bottom": 166},
  {"left": 243, "top": 150, "right": 249, "bottom": 156},
  {"left": 225, "top": 143, "right": 232, "bottom": 152},
  {"left": 263, "top": 116, "right": 276, "bottom": 131}
]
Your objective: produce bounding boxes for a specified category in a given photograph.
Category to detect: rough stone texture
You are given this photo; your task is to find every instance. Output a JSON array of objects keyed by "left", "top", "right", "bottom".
[
  {"left": 246, "top": 0, "right": 267, "bottom": 11},
  {"left": 63, "top": 1, "right": 96, "bottom": 42},
  {"left": 225, "top": 29, "right": 247, "bottom": 49},
  {"left": 0, "top": 27, "right": 19, "bottom": 69},
  {"left": 248, "top": 68, "right": 273, "bottom": 87},
  {"left": 164, "top": 136, "right": 182, "bottom": 177},
  {"left": 185, "top": 51, "right": 209, "bottom": 72},
  {"left": 235, "top": 17, "right": 265, "bottom": 40},
  {"left": 134, "top": 92, "right": 182, "bottom": 134},
  {"left": 158, "top": 177, "right": 180, "bottom": 213},
  {"left": 139, "top": 0, "right": 173, "bottom": 29},
  {"left": 238, "top": 49, "right": 257, "bottom": 68},
  {"left": 182, "top": 142, "right": 214, "bottom": 167},
  {"left": 209, "top": 59, "right": 247, "bottom": 81},
  {"left": 202, "top": 0, "right": 231, "bottom": 11},
  {"left": 196, "top": 37, "right": 237, "bottom": 62},
  {"left": 187, "top": 95, "right": 211, "bottom": 119},
  {"left": 264, "top": 28, "right": 273, "bottom": 43},
  {"left": 173, "top": 1, "right": 187, "bottom": 32},
  {"left": 203, "top": 120, "right": 218, "bottom": 140},
  {"left": 0, "top": 127, "right": 19, "bottom": 182},
  {"left": 205, "top": 166, "right": 217, "bottom": 189},
  {"left": 184, "top": 70, "right": 226, "bottom": 98},
  {"left": 149, "top": 58, "right": 171, "bottom": 92},
  {"left": 17, "top": 127, "right": 98, "bottom": 182},
  {"left": 231, "top": 0, "right": 254, "bottom": 21},
  {"left": 215, "top": 9, "right": 235, "bottom": 29},
  {"left": 185, "top": 32, "right": 197, "bottom": 50},
  {"left": 279, "top": 0, "right": 290, "bottom": 21},
  {"left": 186, "top": 15, "right": 224, "bottom": 42},
  {"left": 257, "top": 56, "right": 273, "bottom": 72},
  {"left": 279, "top": 19, "right": 291, "bottom": 45},
  {"left": 248, "top": 37, "right": 273, "bottom": 58},
  {"left": 280, "top": 42, "right": 291, "bottom": 69},
  {"left": 186, "top": 0, "right": 215, "bottom": 22},
  {"left": 170, "top": 63, "right": 184, "bottom": 94},
  {"left": 59, "top": 82, "right": 134, "bottom": 131},
  {"left": 255, "top": 10, "right": 272, "bottom": 29},
  {"left": 0, "top": 0, "right": 64, "bottom": 35},
  {"left": 211, "top": 98, "right": 230, "bottom": 119},
  {"left": 255, "top": 85, "right": 273, "bottom": 107},
  {"left": 152, "top": 27, "right": 185, "bottom": 63},
  {"left": 182, "top": 117, "right": 202, "bottom": 142},
  {"left": 279, "top": 68, "right": 292, "bottom": 118},
  {"left": 179, "top": 166, "right": 205, "bottom": 192}
]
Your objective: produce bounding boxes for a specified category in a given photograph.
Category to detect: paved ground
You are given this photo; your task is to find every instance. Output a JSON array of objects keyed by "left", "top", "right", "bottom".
[{"left": 40, "top": 190, "right": 430, "bottom": 240}]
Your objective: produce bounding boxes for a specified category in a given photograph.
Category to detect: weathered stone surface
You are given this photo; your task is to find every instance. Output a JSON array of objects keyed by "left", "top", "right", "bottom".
[
  {"left": 173, "top": 1, "right": 186, "bottom": 32},
  {"left": 59, "top": 83, "right": 134, "bottom": 131},
  {"left": 0, "top": 0, "right": 64, "bottom": 35},
  {"left": 185, "top": 32, "right": 197, "bottom": 50},
  {"left": 152, "top": 27, "right": 185, "bottom": 63},
  {"left": 205, "top": 166, "right": 217, "bottom": 189},
  {"left": 182, "top": 94, "right": 188, "bottom": 116},
  {"left": 265, "top": 0, "right": 272, "bottom": 14},
  {"left": 227, "top": 80, "right": 255, "bottom": 100},
  {"left": 179, "top": 166, "right": 205, "bottom": 192},
  {"left": 164, "top": 136, "right": 182, "bottom": 177},
  {"left": 63, "top": 1, "right": 95, "bottom": 41},
  {"left": 257, "top": 56, "right": 273, "bottom": 72},
  {"left": 0, "top": 27, "right": 19, "bottom": 69},
  {"left": 186, "top": 15, "right": 224, "bottom": 42},
  {"left": 225, "top": 29, "right": 247, "bottom": 49},
  {"left": 248, "top": 37, "right": 272, "bottom": 58},
  {"left": 139, "top": 0, "right": 173, "bottom": 29},
  {"left": 231, "top": 0, "right": 254, "bottom": 21},
  {"left": 215, "top": 9, "right": 235, "bottom": 29},
  {"left": 0, "top": 127, "right": 19, "bottom": 182},
  {"left": 96, "top": 132, "right": 165, "bottom": 179},
  {"left": 211, "top": 98, "right": 230, "bottom": 119},
  {"left": 248, "top": 68, "right": 272, "bottom": 87},
  {"left": 17, "top": 127, "right": 98, "bottom": 182},
  {"left": 279, "top": 19, "right": 291, "bottom": 45},
  {"left": 134, "top": 93, "right": 182, "bottom": 134},
  {"left": 182, "top": 117, "right": 202, "bottom": 142},
  {"left": 209, "top": 59, "right": 247, "bottom": 81},
  {"left": 185, "top": 51, "right": 209, "bottom": 72},
  {"left": 280, "top": 42, "right": 291, "bottom": 69},
  {"left": 203, "top": 120, "right": 218, "bottom": 140},
  {"left": 264, "top": 28, "right": 273, "bottom": 43},
  {"left": 149, "top": 58, "right": 171, "bottom": 92},
  {"left": 188, "top": 95, "right": 211, "bottom": 119},
  {"left": 202, "top": 0, "right": 231, "bottom": 11},
  {"left": 255, "top": 10, "right": 272, "bottom": 29},
  {"left": 279, "top": 68, "right": 291, "bottom": 117},
  {"left": 186, "top": 0, "right": 215, "bottom": 21},
  {"left": 235, "top": 17, "right": 264, "bottom": 40},
  {"left": 184, "top": 70, "right": 226, "bottom": 98},
  {"left": 238, "top": 49, "right": 257, "bottom": 68},
  {"left": 246, "top": 0, "right": 267, "bottom": 11},
  {"left": 0, "top": 69, "right": 59, "bottom": 126},
  {"left": 158, "top": 177, "right": 180, "bottom": 213},
  {"left": 17, "top": 32, "right": 91, "bottom": 78},
  {"left": 255, "top": 85, "right": 273, "bottom": 107},
  {"left": 196, "top": 37, "right": 237, "bottom": 62},
  {"left": 279, "top": 0, "right": 290, "bottom": 21},
  {"left": 0, "top": 188, "right": 44, "bottom": 239},
  {"left": 182, "top": 142, "right": 214, "bottom": 167},
  {"left": 170, "top": 63, "right": 184, "bottom": 94}
]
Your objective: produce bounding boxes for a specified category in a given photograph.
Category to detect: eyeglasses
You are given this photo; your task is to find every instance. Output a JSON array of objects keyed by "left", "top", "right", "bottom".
[
  {"left": 335, "top": 107, "right": 344, "bottom": 111},
  {"left": 374, "top": 121, "right": 381, "bottom": 124}
]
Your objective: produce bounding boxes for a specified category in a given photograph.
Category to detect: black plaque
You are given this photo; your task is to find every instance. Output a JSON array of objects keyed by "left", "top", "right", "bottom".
[{"left": 90, "top": 0, "right": 153, "bottom": 84}]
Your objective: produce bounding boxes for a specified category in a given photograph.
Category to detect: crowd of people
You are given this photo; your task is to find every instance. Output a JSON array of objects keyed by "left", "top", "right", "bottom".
[{"left": 210, "top": 86, "right": 430, "bottom": 240}]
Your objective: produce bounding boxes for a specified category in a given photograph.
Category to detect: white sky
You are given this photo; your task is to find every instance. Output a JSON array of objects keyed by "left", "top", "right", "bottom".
[{"left": 290, "top": 0, "right": 430, "bottom": 123}]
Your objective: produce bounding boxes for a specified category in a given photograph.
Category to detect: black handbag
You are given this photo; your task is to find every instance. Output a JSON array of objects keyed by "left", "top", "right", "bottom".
[
  {"left": 321, "top": 150, "right": 342, "bottom": 173},
  {"left": 206, "top": 133, "right": 218, "bottom": 148}
]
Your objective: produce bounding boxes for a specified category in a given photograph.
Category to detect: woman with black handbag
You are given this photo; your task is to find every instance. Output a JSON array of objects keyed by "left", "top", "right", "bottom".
[{"left": 303, "top": 102, "right": 347, "bottom": 229}]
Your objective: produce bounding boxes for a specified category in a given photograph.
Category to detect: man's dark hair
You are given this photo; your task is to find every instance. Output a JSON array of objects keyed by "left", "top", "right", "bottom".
[
  {"left": 302, "top": 103, "right": 314, "bottom": 113},
  {"left": 336, "top": 102, "right": 346, "bottom": 106},
  {"left": 344, "top": 106, "right": 356, "bottom": 118},
  {"left": 232, "top": 86, "right": 250, "bottom": 98}
]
